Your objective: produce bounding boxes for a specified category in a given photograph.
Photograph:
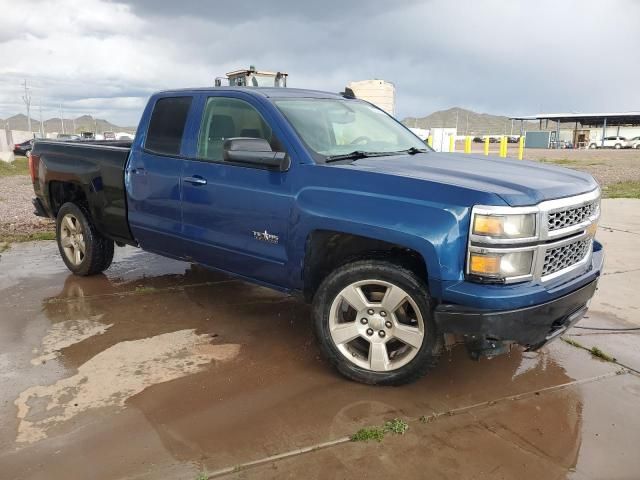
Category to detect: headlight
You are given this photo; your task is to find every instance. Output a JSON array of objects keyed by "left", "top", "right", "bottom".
[
  {"left": 468, "top": 250, "right": 534, "bottom": 280},
  {"left": 472, "top": 213, "right": 536, "bottom": 239}
]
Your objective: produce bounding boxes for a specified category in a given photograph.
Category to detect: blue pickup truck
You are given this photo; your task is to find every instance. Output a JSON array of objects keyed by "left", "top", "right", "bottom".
[{"left": 29, "top": 87, "right": 603, "bottom": 385}]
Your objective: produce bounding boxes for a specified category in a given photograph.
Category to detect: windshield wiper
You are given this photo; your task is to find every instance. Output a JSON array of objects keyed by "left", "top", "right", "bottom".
[
  {"left": 397, "top": 147, "right": 429, "bottom": 155},
  {"left": 325, "top": 147, "right": 429, "bottom": 163},
  {"left": 325, "top": 151, "right": 391, "bottom": 163}
]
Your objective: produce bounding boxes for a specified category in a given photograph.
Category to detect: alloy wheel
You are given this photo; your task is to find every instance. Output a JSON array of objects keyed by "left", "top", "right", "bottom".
[
  {"left": 328, "top": 280, "right": 425, "bottom": 372},
  {"left": 60, "top": 213, "right": 86, "bottom": 266}
]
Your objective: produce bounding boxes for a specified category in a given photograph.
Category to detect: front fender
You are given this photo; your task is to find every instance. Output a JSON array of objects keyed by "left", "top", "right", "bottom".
[{"left": 289, "top": 186, "right": 471, "bottom": 298}]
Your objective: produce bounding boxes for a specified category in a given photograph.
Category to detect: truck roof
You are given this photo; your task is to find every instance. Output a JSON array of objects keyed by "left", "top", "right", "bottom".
[{"left": 155, "top": 87, "right": 344, "bottom": 100}]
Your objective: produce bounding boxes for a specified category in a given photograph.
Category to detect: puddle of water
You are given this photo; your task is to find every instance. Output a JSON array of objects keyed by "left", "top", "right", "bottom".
[
  {"left": 30, "top": 316, "right": 112, "bottom": 365},
  {"left": 15, "top": 329, "right": 240, "bottom": 444}
]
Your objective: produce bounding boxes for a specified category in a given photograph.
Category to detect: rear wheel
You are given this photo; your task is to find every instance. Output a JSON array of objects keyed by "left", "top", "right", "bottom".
[
  {"left": 589, "top": 143, "right": 597, "bottom": 149},
  {"left": 56, "top": 202, "right": 114, "bottom": 276},
  {"left": 312, "top": 260, "right": 441, "bottom": 385},
  {"left": 615, "top": 143, "right": 622, "bottom": 149}
]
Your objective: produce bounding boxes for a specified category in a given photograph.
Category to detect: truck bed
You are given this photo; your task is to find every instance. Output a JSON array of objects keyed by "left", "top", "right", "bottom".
[{"left": 31, "top": 140, "right": 135, "bottom": 244}]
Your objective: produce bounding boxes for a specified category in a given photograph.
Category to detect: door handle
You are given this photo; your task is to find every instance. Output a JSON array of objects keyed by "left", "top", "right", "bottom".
[{"left": 184, "top": 176, "right": 207, "bottom": 185}]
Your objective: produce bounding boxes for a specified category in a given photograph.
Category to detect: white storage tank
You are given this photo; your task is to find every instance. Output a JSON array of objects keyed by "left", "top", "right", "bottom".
[{"left": 347, "top": 79, "right": 396, "bottom": 116}]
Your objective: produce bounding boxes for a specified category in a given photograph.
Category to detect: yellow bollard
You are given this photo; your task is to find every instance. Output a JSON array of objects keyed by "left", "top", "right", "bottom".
[
  {"left": 449, "top": 135, "right": 455, "bottom": 153},
  {"left": 427, "top": 135, "right": 433, "bottom": 148},
  {"left": 464, "top": 136, "right": 472, "bottom": 154},
  {"left": 500, "top": 136, "right": 507, "bottom": 158},
  {"left": 484, "top": 137, "right": 489, "bottom": 155},
  {"left": 518, "top": 136, "right": 525, "bottom": 160}
]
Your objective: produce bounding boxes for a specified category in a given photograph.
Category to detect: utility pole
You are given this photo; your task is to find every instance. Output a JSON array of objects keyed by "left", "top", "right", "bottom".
[
  {"left": 59, "top": 103, "right": 65, "bottom": 134},
  {"left": 465, "top": 112, "right": 469, "bottom": 136},
  {"left": 39, "top": 100, "right": 44, "bottom": 138},
  {"left": 22, "top": 80, "right": 32, "bottom": 134}
]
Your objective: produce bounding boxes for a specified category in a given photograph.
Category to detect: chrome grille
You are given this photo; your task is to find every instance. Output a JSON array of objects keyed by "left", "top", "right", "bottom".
[
  {"left": 542, "top": 239, "right": 591, "bottom": 277},
  {"left": 548, "top": 202, "right": 597, "bottom": 231}
]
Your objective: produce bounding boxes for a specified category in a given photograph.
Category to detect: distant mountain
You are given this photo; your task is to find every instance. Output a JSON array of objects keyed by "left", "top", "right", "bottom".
[
  {"left": 402, "top": 107, "right": 538, "bottom": 136},
  {"left": 0, "top": 113, "right": 136, "bottom": 134}
]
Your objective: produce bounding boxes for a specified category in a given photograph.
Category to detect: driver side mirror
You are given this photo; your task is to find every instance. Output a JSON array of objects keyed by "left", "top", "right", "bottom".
[{"left": 223, "top": 138, "right": 289, "bottom": 171}]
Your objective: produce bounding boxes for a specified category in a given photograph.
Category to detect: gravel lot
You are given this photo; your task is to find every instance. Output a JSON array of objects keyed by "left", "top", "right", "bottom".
[
  {"left": 0, "top": 175, "right": 53, "bottom": 238},
  {"left": 464, "top": 145, "right": 640, "bottom": 187},
  {"left": 1, "top": 148, "right": 638, "bottom": 239}
]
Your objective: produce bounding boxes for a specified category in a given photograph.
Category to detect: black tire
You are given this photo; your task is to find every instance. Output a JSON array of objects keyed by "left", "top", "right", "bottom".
[
  {"left": 56, "top": 202, "right": 114, "bottom": 276},
  {"left": 589, "top": 143, "right": 597, "bottom": 149},
  {"left": 615, "top": 143, "right": 621, "bottom": 149},
  {"left": 312, "top": 260, "right": 442, "bottom": 385}
]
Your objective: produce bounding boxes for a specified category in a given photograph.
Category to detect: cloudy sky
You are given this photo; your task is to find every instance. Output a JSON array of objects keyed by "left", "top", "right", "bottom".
[{"left": 1, "top": 0, "right": 639, "bottom": 126}]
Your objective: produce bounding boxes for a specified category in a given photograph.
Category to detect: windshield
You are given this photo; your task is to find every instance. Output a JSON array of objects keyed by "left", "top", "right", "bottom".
[{"left": 274, "top": 98, "right": 429, "bottom": 161}]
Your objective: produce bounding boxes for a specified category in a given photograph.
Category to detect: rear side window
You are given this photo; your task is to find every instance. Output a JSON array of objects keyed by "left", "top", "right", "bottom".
[{"left": 145, "top": 96, "right": 193, "bottom": 156}]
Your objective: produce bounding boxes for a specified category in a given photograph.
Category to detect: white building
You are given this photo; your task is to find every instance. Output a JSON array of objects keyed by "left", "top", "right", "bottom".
[{"left": 347, "top": 79, "right": 396, "bottom": 116}]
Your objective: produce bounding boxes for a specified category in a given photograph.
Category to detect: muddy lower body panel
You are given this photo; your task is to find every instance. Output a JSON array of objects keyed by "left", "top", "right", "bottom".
[{"left": 434, "top": 279, "right": 598, "bottom": 359}]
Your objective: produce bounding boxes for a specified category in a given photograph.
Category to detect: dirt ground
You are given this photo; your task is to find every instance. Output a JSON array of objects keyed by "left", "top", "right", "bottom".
[
  {"left": 0, "top": 175, "right": 53, "bottom": 238},
  {"left": 464, "top": 144, "right": 640, "bottom": 189},
  {"left": 0, "top": 199, "right": 639, "bottom": 479}
]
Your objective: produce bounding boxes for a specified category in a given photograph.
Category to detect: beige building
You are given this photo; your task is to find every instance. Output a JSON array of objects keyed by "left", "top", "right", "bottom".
[{"left": 347, "top": 79, "right": 396, "bottom": 116}]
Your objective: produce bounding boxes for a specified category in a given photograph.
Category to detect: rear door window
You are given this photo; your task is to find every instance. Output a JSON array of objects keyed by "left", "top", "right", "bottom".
[{"left": 145, "top": 96, "right": 193, "bottom": 156}]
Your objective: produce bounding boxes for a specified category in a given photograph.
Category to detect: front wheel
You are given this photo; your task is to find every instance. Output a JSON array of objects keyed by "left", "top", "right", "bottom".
[
  {"left": 56, "top": 202, "right": 114, "bottom": 276},
  {"left": 312, "top": 260, "right": 441, "bottom": 385},
  {"left": 615, "top": 143, "right": 622, "bottom": 149}
]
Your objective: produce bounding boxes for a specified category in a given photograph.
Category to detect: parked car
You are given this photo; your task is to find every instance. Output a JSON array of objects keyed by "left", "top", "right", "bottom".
[
  {"left": 56, "top": 133, "right": 81, "bottom": 141},
  {"left": 103, "top": 131, "right": 116, "bottom": 140},
  {"left": 29, "top": 87, "right": 603, "bottom": 385},
  {"left": 629, "top": 136, "right": 640, "bottom": 149},
  {"left": 473, "top": 136, "right": 484, "bottom": 143},
  {"left": 589, "top": 136, "right": 631, "bottom": 149},
  {"left": 13, "top": 138, "right": 34, "bottom": 156}
]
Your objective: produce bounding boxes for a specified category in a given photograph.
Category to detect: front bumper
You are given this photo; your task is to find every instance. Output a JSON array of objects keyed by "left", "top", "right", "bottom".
[{"left": 434, "top": 278, "right": 598, "bottom": 357}]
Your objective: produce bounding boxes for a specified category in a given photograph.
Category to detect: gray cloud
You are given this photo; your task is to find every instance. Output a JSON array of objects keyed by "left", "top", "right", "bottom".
[
  {"left": 123, "top": 0, "right": 423, "bottom": 21},
  {"left": 1, "top": 0, "right": 639, "bottom": 126}
]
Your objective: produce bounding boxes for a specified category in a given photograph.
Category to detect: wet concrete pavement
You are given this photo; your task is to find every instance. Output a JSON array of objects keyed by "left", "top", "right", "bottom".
[{"left": 1, "top": 200, "right": 639, "bottom": 479}]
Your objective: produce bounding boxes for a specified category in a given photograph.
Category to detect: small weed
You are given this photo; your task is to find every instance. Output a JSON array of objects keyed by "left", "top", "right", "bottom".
[
  {"left": 134, "top": 286, "right": 157, "bottom": 294},
  {"left": 539, "top": 158, "right": 575, "bottom": 165},
  {"left": 561, "top": 337, "right": 583, "bottom": 349},
  {"left": 384, "top": 418, "right": 409, "bottom": 435},
  {"left": 0, "top": 242, "right": 9, "bottom": 253},
  {"left": 589, "top": 346, "right": 616, "bottom": 362},
  {"left": 562, "top": 337, "right": 617, "bottom": 363},
  {"left": 0, "top": 231, "right": 56, "bottom": 244},
  {"left": 419, "top": 415, "right": 432, "bottom": 424},
  {"left": 351, "top": 418, "right": 409, "bottom": 442},
  {"left": 0, "top": 157, "right": 29, "bottom": 177},
  {"left": 195, "top": 471, "right": 208, "bottom": 480},
  {"left": 602, "top": 181, "right": 640, "bottom": 199},
  {"left": 350, "top": 426, "right": 386, "bottom": 442}
]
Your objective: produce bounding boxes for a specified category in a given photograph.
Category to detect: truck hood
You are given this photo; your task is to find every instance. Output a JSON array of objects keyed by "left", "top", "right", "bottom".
[{"left": 340, "top": 152, "right": 598, "bottom": 206}]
